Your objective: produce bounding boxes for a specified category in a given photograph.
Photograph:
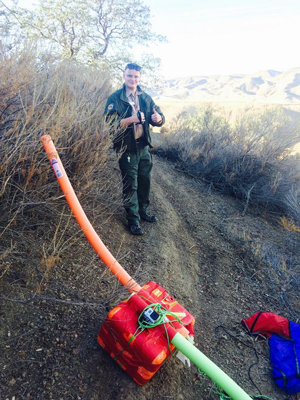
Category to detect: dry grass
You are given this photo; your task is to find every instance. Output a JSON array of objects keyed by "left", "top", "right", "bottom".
[
  {"left": 0, "top": 46, "right": 118, "bottom": 217},
  {"left": 156, "top": 105, "right": 300, "bottom": 222},
  {"left": 0, "top": 46, "right": 123, "bottom": 301}
]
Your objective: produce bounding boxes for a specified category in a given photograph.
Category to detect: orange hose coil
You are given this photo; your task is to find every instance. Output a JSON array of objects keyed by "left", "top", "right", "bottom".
[{"left": 40, "top": 134, "right": 141, "bottom": 293}]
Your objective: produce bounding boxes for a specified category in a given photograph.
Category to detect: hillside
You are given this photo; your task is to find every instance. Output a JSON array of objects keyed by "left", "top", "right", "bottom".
[
  {"left": 1, "top": 152, "right": 300, "bottom": 400},
  {"left": 157, "top": 68, "right": 300, "bottom": 104}
]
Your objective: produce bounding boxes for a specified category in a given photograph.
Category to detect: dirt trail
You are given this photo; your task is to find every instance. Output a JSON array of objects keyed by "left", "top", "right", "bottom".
[
  {"left": 95, "top": 156, "right": 299, "bottom": 400},
  {"left": 1, "top": 155, "right": 299, "bottom": 400}
]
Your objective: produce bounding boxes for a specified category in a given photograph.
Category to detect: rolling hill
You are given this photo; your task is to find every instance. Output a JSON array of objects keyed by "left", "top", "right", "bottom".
[{"left": 156, "top": 68, "right": 300, "bottom": 104}]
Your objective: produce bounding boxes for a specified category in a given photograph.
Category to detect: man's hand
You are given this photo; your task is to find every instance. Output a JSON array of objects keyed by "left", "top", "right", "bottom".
[
  {"left": 151, "top": 108, "right": 162, "bottom": 124},
  {"left": 120, "top": 110, "right": 145, "bottom": 127},
  {"left": 131, "top": 110, "right": 145, "bottom": 124}
]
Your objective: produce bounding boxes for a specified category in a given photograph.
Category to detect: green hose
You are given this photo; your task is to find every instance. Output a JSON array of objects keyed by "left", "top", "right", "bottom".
[{"left": 171, "top": 332, "right": 252, "bottom": 400}]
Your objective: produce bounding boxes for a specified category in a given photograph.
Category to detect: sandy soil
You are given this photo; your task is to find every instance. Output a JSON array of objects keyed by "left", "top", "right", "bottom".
[{"left": 1, "top": 155, "right": 300, "bottom": 400}]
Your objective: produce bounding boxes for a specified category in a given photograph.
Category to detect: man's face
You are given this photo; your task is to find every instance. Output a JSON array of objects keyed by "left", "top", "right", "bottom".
[{"left": 123, "top": 68, "right": 141, "bottom": 92}]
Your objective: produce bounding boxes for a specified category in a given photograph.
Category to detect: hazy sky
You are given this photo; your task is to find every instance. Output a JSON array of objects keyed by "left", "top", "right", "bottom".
[
  {"left": 13, "top": 0, "right": 300, "bottom": 79},
  {"left": 141, "top": 0, "right": 300, "bottom": 79}
]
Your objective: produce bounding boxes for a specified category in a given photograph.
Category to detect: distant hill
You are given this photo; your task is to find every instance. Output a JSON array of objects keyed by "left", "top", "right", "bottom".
[{"left": 156, "top": 68, "right": 300, "bottom": 104}]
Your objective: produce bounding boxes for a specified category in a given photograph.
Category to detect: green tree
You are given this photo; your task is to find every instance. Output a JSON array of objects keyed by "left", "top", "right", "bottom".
[{"left": 18, "top": 0, "right": 166, "bottom": 68}]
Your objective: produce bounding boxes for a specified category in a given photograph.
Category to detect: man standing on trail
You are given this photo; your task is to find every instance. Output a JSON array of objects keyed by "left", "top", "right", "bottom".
[{"left": 104, "top": 63, "right": 165, "bottom": 235}]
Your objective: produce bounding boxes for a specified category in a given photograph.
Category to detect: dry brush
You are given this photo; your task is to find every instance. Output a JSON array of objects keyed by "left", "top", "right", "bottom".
[
  {"left": 156, "top": 106, "right": 300, "bottom": 222},
  {"left": 0, "top": 47, "right": 122, "bottom": 301}
]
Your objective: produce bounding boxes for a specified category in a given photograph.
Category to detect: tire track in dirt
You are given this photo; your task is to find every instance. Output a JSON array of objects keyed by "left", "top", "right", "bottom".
[
  {"left": 146, "top": 161, "right": 201, "bottom": 304},
  {"left": 115, "top": 157, "right": 204, "bottom": 310},
  {"left": 120, "top": 156, "right": 213, "bottom": 400}
]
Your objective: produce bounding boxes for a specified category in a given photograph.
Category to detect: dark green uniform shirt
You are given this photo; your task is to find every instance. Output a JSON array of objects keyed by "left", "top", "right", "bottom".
[{"left": 104, "top": 84, "right": 165, "bottom": 152}]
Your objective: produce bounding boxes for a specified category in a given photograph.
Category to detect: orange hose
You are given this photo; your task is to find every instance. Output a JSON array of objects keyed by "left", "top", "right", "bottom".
[{"left": 40, "top": 134, "right": 141, "bottom": 293}]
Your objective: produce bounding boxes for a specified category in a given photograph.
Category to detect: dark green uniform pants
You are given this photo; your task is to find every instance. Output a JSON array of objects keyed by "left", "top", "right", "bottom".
[{"left": 118, "top": 145, "right": 152, "bottom": 225}]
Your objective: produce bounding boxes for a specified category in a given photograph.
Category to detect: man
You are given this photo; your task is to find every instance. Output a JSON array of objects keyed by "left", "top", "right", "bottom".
[{"left": 104, "top": 63, "right": 165, "bottom": 235}]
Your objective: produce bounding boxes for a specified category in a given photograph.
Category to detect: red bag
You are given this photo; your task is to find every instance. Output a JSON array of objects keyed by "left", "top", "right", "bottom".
[
  {"left": 98, "top": 281, "right": 195, "bottom": 385},
  {"left": 242, "top": 311, "right": 290, "bottom": 338}
]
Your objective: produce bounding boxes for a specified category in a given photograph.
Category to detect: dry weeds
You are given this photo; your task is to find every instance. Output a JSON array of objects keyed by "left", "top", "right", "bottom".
[
  {"left": 156, "top": 105, "right": 300, "bottom": 222},
  {"left": 0, "top": 47, "right": 123, "bottom": 301}
]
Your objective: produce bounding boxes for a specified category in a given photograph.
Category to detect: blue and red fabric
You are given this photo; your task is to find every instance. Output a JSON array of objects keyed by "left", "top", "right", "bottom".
[{"left": 242, "top": 312, "right": 300, "bottom": 394}]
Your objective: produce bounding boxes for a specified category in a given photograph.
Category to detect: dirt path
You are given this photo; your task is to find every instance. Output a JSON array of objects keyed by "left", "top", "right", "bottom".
[
  {"left": 1, "top": 155, "right": 299, "bottom": 400},
  {"left": 93, "top": 156, "right": 299, "bottom": 400}
]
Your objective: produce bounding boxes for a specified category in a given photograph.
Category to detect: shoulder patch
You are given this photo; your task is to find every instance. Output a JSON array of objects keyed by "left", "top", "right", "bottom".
[{"left": 107, "top": 104, "right": 114, "bottom": 111}]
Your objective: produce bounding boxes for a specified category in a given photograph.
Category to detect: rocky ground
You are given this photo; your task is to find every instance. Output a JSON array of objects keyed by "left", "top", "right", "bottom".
[{"left": 1, "top": 154, "right": 300, "bottom": 400}]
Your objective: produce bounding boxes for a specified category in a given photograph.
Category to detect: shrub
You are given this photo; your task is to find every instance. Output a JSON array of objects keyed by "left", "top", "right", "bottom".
[
  {"left": 157, "top": 105, "right": 300, "bottom": 221},
  {"left": 0, "top": 47, "right": 122, "bottom": 294},
  {"left": 0, "top": 47, "right": 118, "bottom": 224}
]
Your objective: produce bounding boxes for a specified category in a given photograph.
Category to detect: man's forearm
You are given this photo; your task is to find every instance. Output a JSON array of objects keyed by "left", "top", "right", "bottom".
[
  {"left": 120, "top": 116, "right": 135, "bottom": 127},
  {"left": 120, "top": 113, "right": 143, "bottom": 127}
]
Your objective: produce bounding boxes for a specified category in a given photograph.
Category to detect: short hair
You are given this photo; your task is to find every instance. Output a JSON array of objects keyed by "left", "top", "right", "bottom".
[{"left": 124, "top": 63, "right": 142, "bottom": 72}]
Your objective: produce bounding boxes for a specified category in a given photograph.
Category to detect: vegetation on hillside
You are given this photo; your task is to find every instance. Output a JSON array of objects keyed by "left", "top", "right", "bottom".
[
  {"left": 0, "top": 0, "right": 166, "bottom": 310},
  {"left": 0, "top": 47, "right": 122, "bottom": 293},
  {"left": 157, "top": 106, "right": 300, "bottom": 222}
]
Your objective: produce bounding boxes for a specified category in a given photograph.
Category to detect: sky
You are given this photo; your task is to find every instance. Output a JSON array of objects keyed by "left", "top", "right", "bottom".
[
  {"left": 11, "top": 0, "right": 300, "bottom": 79},
  {"left": 140, "top": 0, "right": 300, "bottom": 79}
]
